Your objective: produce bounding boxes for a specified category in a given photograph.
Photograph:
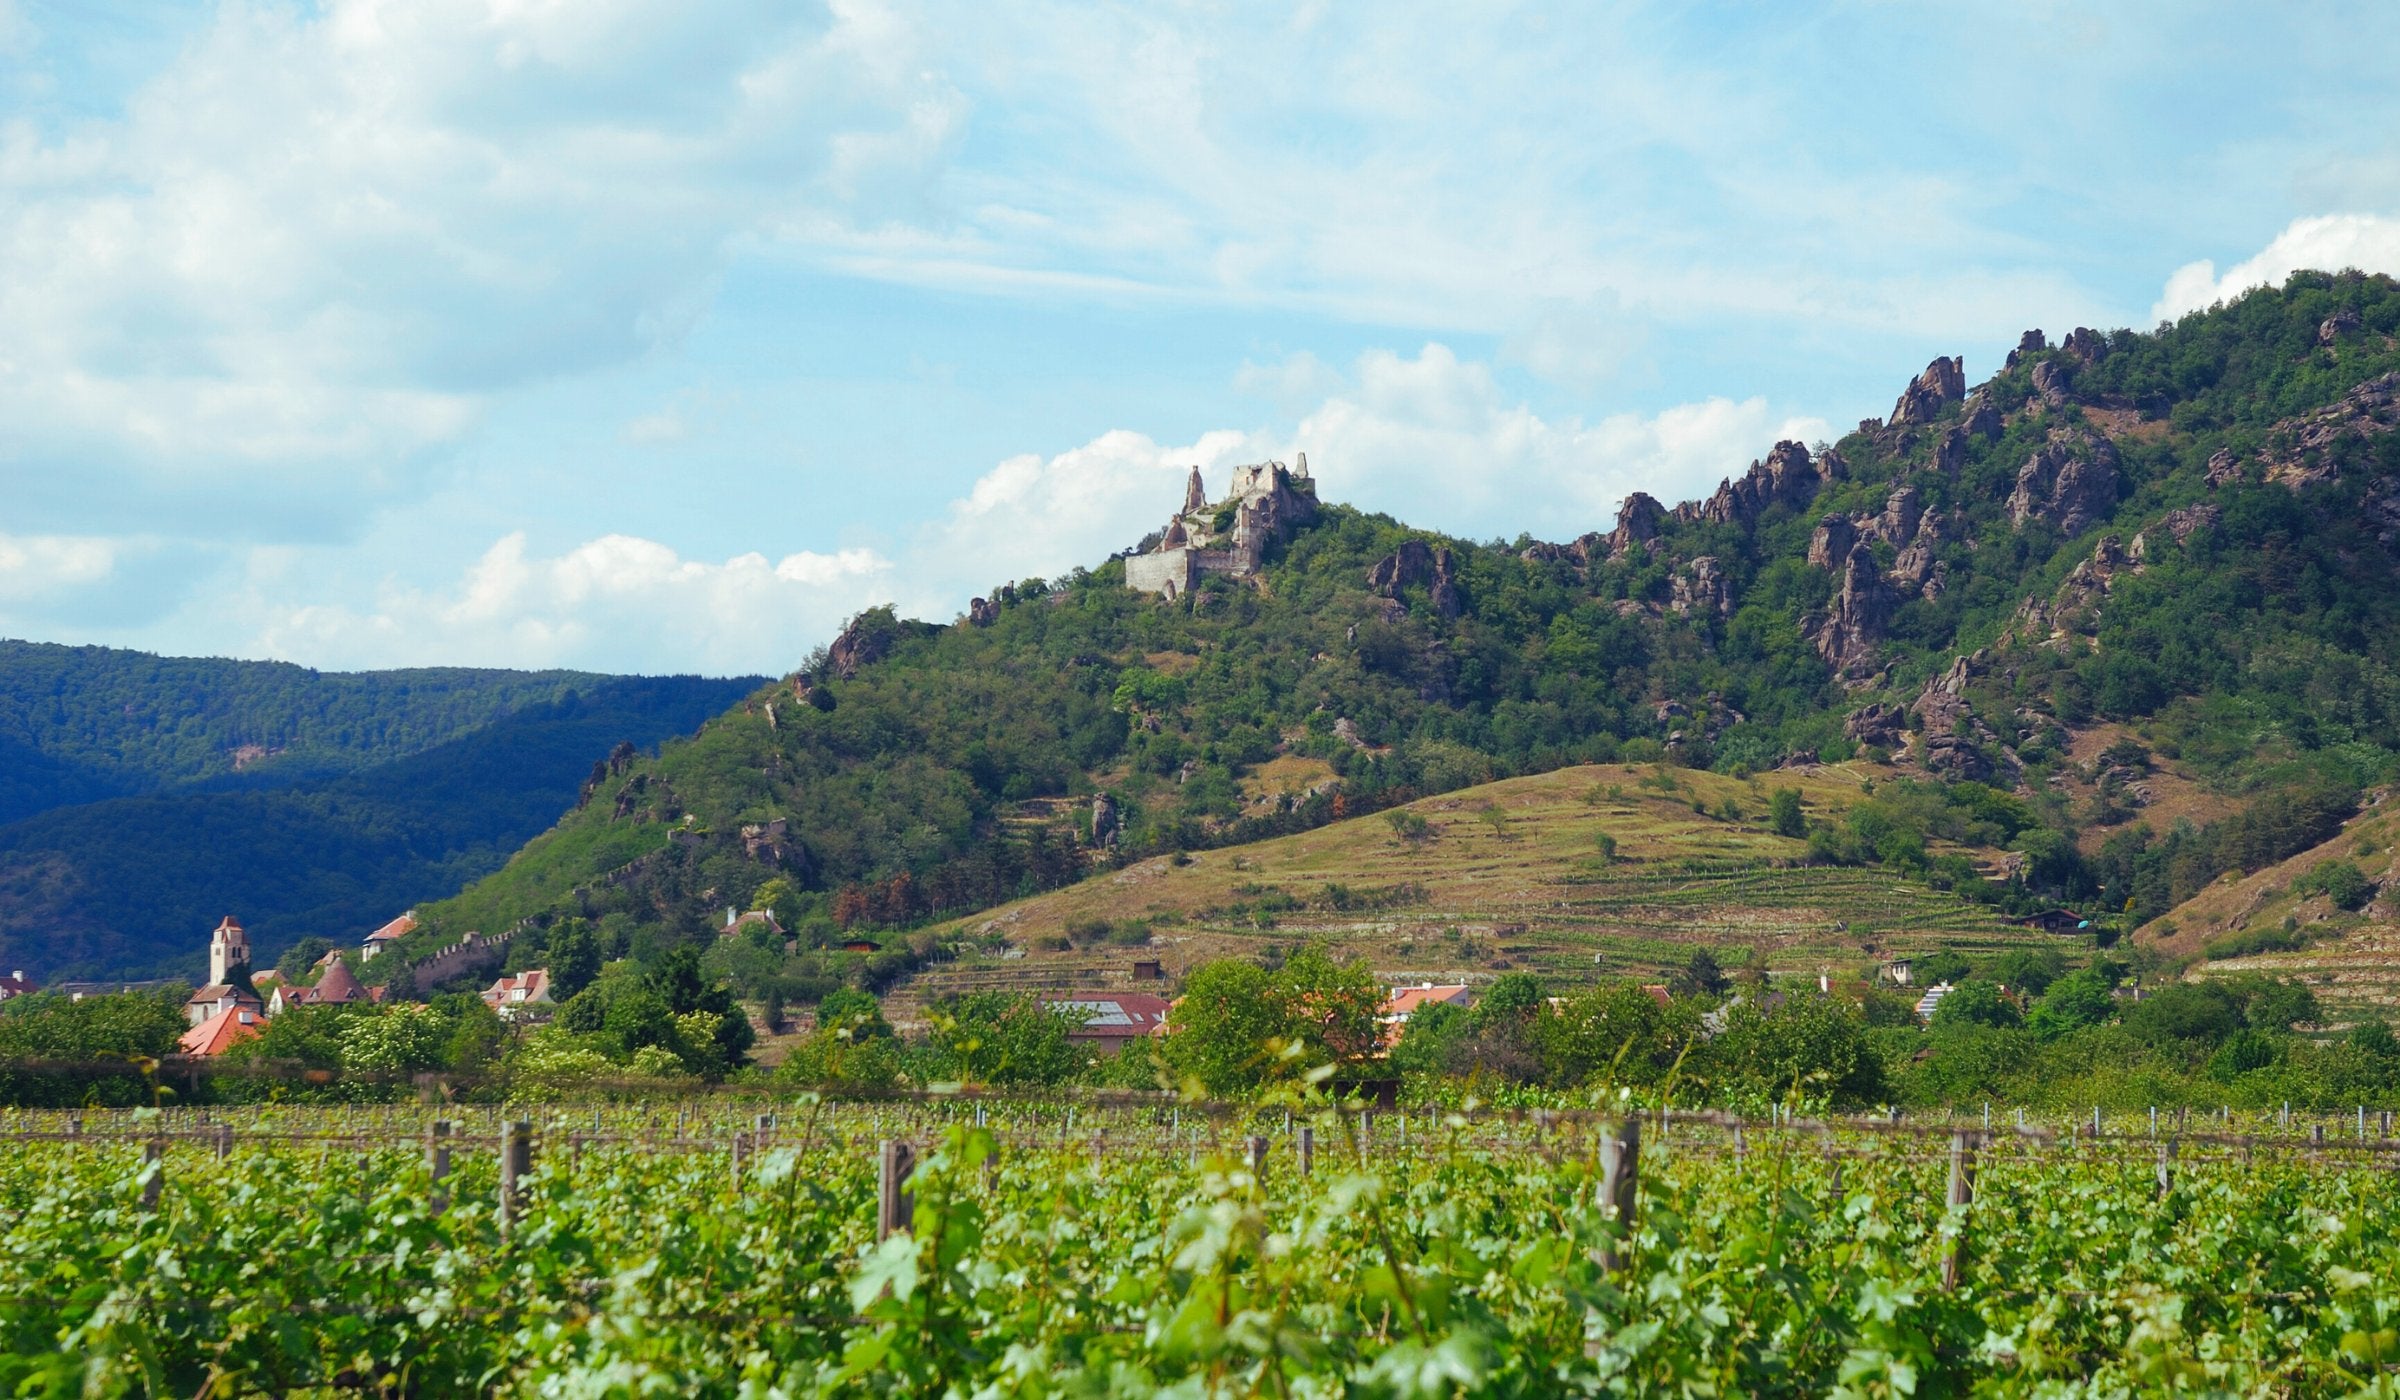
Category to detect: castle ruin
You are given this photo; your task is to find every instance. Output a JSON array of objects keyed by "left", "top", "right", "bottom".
[{"left": 1124, "top": 454, "right": 1319, "bottom": 597}]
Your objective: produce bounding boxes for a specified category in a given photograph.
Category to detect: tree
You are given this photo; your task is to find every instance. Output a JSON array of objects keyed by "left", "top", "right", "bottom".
[
  {"left": 1769, "top": 788, "right": 1806, "bottom": 839},
  {"left": 1674, "top": 949, "right": 1729, "bottom": 999},
  {"left": 1269, "top": 947, "right": 1385, "bottom": 1068},
  {"left": 339, "top": 1004, "right": 450, "bottom": 1075},
  {"left": 2124, "top": 982, "right": 2244, "bottom": 1047},
  {"left": 1929, "top": 980, "right": 2021, "bottom": 1030},
  {"left": 1389, "top": 1001, "right": 1469, "bottom": 1076},
  {"left": 1704, "top": 994, "right": 1885, "bottom": 1109},
  {"left": 929, "top": 992, "right": 1082, "bottom": 1087},
  {"left": 548, "top": 920, "right": 603, "bottom": 1000},
  {"left": 2026, "top": 969, "right": 2116, "bottom": 1040},
  {"left": 276, "top": 936, "right": 336, "bottom": 982},
  {"left": 1158, "top": 960, "right": 1281, "bottom": 1094}
]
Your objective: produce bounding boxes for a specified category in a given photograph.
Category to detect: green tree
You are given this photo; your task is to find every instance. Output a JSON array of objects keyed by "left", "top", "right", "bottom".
[
  {"left": 339, "top": 1004, "right": 450, "bottom": 1075},
  {"left": 1930, "top": 980, "right": 2021, "bottom": 1031},
  {"left": 1158, "top": 961, "right": 1282, "bottom": 1094},
  {"left": 1704, "top": 995, "right": 1885, "bottom": 1109},
  {"left": 276, "top": 936, "right": 336, "bottom": 982},
  {"left": 1768, "top": 788, "right": 1806, "bottom": 839},
  {"left": 928, "top": 992, "right": 1082, "bottom": 1087},
  {"left": 548, "top": 919, "right": 603, "bottom": 1000},
  {"left": 2027, "top": 969, "right": 2116, "bottom": 1040}
]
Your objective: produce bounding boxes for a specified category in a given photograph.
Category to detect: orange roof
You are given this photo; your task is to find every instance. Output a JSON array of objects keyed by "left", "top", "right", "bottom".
[
  {"left": 302, "top": 955, "right": 366, "bottom": 1005},
  {"left": 179, "top": 1006, "right": 264, "bottom": 1056},
  {"left": 366, "top": 913, "right": 418, "bottom": 943},
  {"left": 1382, "top": 985, "right": 1472, "bottom": 1018}
]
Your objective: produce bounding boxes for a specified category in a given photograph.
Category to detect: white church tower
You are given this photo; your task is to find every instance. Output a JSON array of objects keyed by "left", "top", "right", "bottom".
[{"left": 208, "top": 915, "right": 251, "bottom": 987}]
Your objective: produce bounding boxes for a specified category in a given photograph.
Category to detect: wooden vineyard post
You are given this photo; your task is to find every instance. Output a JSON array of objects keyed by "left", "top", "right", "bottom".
[
  {"left": 1597, "top": 1116, "right": 1641, "bottom": 1272},
  {"left": 499, "top": 1119, "right": 532, "bottom": 1241},
  {"left": 878, "top": 1140, "right": 916, "bottom": 1240},
  {"left": 1247, "top": 1135, "right": 1268, "bottom": 1179},
  {"left": 1298, "top": 1125, "right": 1315, "bottom": 1179},
  {"left": 2155, "top": 1138, "right": 2176, "bottom": 1201},
  {"left": 731, "top": 1130, "right": 750, "bottom": 1190},
  {"left": 140, "top": 1139, "right": 164, "bottom": 1214},
  {"left": 427, "top": 1120, "right": 453, "bottom": 1216},
  {"left": 215, "top": 1123, "right": 234, "bottom": 1162},
  {"left": 1941, "top": 1131, "right": 1978, "bottom": 1292}
]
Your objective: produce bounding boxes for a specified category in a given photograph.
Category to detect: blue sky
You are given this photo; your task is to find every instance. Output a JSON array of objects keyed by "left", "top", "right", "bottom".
[{"left": 3, "top": 1, "right": 2399, "bottom": 675}]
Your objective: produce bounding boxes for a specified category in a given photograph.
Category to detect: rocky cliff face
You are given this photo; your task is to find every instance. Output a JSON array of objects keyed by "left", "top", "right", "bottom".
[
  {"left": 1686, "top": 440, "right": 1828, "bottom": 528},
  {"left": 1367, "top": 540, "right": 1463, "bottom": 618},
  {"left": 1890, "top": 356, "right": 1966, "bottom": 425},
  {"left": 1668, "top": 556, "right": 1733, "bottom": 616},
  {"left": 2007, "top": 430, "right": 2120, "bottom": 537},
  {"left": 1607, "top": 493, "right": 1666, "bottom": 555}
]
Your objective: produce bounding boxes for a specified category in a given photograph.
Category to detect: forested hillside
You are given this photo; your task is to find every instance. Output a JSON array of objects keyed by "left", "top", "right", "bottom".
[
  {"left": 389, "top": 273, "right": 2400, "bottom": 1009},
  {"left": 0, "top": 642, "right": 620, "bottom": 825},
  {"left": 0, "top": 669, "right": 758, "bottom": 979}
]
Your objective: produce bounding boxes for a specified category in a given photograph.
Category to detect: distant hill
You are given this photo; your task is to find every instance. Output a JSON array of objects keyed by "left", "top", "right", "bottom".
[
  {"left": 0, "top": 641, "right": 620, "bottom": 825},
  {"left": 382, "top": 271, "right": 2400, "bottom": 1010},
  {"left": 0, "top": 654, "right": 759, "bottom": 978}
]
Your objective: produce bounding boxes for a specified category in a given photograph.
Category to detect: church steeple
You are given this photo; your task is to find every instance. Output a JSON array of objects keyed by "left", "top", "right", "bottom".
[
  {"left": 208, "top": 915, "right": 251, "bottom": 987},
  {"left": 1181, "top": 465, "right": 1207, "bottom": 516}
]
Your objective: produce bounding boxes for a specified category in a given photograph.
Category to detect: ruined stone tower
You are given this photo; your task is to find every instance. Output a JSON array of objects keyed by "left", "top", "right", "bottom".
[{"left": 1126, "top": 457, "right": 1320, "bottom": 596}]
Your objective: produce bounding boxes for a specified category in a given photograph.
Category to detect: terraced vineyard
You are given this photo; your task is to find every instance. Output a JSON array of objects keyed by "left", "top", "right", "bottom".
[{"left": 910, "top": 763, "right": 2046, "bottom": 1017}]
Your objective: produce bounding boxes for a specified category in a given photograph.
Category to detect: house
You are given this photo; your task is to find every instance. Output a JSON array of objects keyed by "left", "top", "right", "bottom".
[
  {"left": 0, "top": 970, "right": 34, "bottom": 1002},
  {"left": 1379, "top": 983, "right": 1474, "bottom": 1049},
  {"left": 187, "top": 982, "right": 264, "bottom": 1026},
  {"left": 1131, "top": 959, "right": 1165, "bottom": 982},
  {"left": 1640, "top": 984, "right": 1672, "bottom": 1008},
  {"left": 361, "top": 912, "right": 418, "bottom": 962},
  {"left": 179, "top": 1005, "right": 264, "bottom": 1056},
  {"left": 723, "top": 908, "right": 785, "bottom": 939},
  {"left": 2008, "top": 909, "right": 2089, "bottom": 934},
  {"left": 481, "top": 969, "right": 554, "bottom": 1019},
  {"left": 269, "top": 953, "right": 368, "bottom": 1014},
  {"left": 840, "top": 938, "right": 880, "bottom": 954},
  {"left": 1040, "top": 993, "right": 1174, "bottom": 1054},
  {"left": 1881, "top": 958, "right": 1915, "bottom": 988}
]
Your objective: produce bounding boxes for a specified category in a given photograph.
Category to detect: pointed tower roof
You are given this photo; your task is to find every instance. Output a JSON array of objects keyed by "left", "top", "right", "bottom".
[
  {"left": 308, "top": 954, "right": 365, "bottom": 1005},
  {"left": 1181, "top": 465, "right": 1207, "bottom": 515}
]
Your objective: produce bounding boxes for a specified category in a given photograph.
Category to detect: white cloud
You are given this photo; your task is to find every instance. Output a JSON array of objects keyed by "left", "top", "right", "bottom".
[
  {"left": 253, "top": 532, "right": 891, "bottom": 673},
  {"left": 0, "top": 0, "right": 961, "bottom": 539},
  {"left": 0, "top": 530, "right": 114, "bottom": 600},
  {"left": 1262, "top": 344, "right": 1829, "bottom": 541},
  {"left": 2152, "top": 214, "right": 2400, "bottom": 323}
]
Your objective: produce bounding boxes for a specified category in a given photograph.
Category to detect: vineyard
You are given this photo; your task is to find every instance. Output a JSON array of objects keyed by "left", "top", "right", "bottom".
[{"left": 6, "top": 1097, "right": 2400, "bottom": 1394}]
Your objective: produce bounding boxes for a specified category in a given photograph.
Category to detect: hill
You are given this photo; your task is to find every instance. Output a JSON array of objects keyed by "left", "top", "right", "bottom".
[
  {"left": 0, "top": 669, "right": 760, "bottom": 979},
  {"left": 881, "top": 760, "right": 2039, "bottom": 1022},
  {"left": 419, "top": 271, "right": 2400, "bottom": 1013},
  {"left": 0, "top": 640, "right": 640, "bottom": 825}
]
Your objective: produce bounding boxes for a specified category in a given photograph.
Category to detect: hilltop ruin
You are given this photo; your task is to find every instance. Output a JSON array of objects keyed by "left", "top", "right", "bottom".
[{"left": 1124, "top": 455, "right": 1319, "bottom": 597}]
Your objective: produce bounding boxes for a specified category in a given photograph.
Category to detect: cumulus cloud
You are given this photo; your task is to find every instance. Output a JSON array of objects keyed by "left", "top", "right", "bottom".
[
  {"left": 1262, "top": 344, "right": 1828, "bottom": 541},
  {"left": 0, "top": 530, "right": 115, "bottom": 601},
  {"left": 253, "top": 532, "right": 891, "bottom": 674},
  {"left": 0, "top": 0, "right": 961, "bottom": 540},
  {"left": 2152, "top": 214, "right": 2400, "bottom": 323}
]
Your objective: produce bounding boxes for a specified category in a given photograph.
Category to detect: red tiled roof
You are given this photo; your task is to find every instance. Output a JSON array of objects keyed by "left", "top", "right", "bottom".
[
  {"left": 1381, "top": 985, "right": 1472, "bottom": 1018},
  {"left": 179, "top": 1006, "right": 264, "bottom": 1056},
  {"left": 0, "top": 971, "right": 35, "bottom": 998},
  {"left": 305, "top": 955, "right": 365, "bottom": 1004},
  {"left": 1042, "top": 993, "right": 1173, "bottom": 1039},
  {"left": 482, "top": 970, "right": 552, "bottom": 1008},
  {"left": 186, "top": 983, "right": 262, "bottom": 1010},
  {"left": 366, "top": 913, "right": 418, "bottom": 943}
]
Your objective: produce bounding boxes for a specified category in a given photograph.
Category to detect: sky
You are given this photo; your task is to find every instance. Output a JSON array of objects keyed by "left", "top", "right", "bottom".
[{"left": 5, "top": 2, "right": 2400, "bottom": 677}]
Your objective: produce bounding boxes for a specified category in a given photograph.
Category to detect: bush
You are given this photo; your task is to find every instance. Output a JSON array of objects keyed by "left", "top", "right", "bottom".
[{"left": 2294, "top": 858, "right": 2374, "bottom": 911}]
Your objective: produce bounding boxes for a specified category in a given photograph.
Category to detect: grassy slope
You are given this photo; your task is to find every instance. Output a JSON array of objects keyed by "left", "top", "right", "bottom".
[
  {"left": 889, "top": 761, "right": 2049, "bottom": 1020},
  {"left": 2137, "top": 792, "right": 2400, "bottom": 1024}
]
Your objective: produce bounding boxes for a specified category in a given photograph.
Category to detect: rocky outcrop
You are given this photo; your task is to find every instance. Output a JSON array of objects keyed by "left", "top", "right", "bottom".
[
  {"left": 1877, "top": 483, "right": 1923, "bottom": 546},
  {"left": 2008, "top": 430, "right": 2120, "bottom": 537},
  {"left": 1890, "top": 356, "right": 1966, "bottom": 425},
  {"left": 2128, "top": 504, "right": 2220, "bottom": 561},
  {"left": 967, "top": 596, "right": 1000, "bottom": 627},
  {"left": 1608, "top": 493, "right": 1666, "bottom": 554},
  {"left": 1806, "top": 515, "right": 1857, "bottom": 570},
  {"left": 1807, "top": 541, "right": 1894, "bottom": 679},
  {"left": 1367, "top": 540, "right": 1463, "bottom": 618},
  {"left": 1693, "top": 440, "right": 1826, "bottom": 527},
  {"left": 1519, "top": 533, "right": 1605, "bottom": 570},
  {"left": 1911, "top": 653, "right": 2001, "bottom": 781},
  {"left": 2320, "top": 307, "right": 2364, "bottom": 346},
  {"left": 2004, "top": 329, "right": 2047, "bottom": 369},
  {"left": 1965, "top": 398, "right": 2003, "bottom": 440},
  {"left": 2030, "top": 358, "right": 2074, "bottom": 407},
  {"left": 2255, "top": 371, "right": 2400, "bottom": 490},
  {"left": 2061, "top": 327, "right": 2110, "bottom": 363},
  {"left": 828, "top": 613, "right": 897, "bottom": 679},
  {"left": 1668, "top": 556, "right": 1733, "bottom": 616},
  {"left": 1890, "top": 511, "right": 1947, "bottom": 596},
  {"left": 1090, "top": 793, "right": 1119, "bottom": 848},
  {"left": 2205, "top": 447, "right": 2244, "bottom": 488},
  {"left": 1845, "top": 702, "right": 1908, "bottom": 750}
]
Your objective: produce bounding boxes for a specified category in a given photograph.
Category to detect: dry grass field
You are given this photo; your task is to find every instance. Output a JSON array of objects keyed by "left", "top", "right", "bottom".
[{"left": 883, "top": 761, "right": 2054, "bottom": 1024}]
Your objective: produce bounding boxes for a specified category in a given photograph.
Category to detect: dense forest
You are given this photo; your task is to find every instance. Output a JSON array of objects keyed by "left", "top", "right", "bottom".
[
  {"left": 0, "top": 669, "right": 759, "bottom": 979},
  {"left": 407, "top": 273, "right": 2400, "bottom": 1003}
]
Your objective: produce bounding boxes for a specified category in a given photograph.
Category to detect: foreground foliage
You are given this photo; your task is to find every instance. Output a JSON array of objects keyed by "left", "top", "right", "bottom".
[{"left": 5, "top": 1102, "right": 2400, "bottom": 1394}]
